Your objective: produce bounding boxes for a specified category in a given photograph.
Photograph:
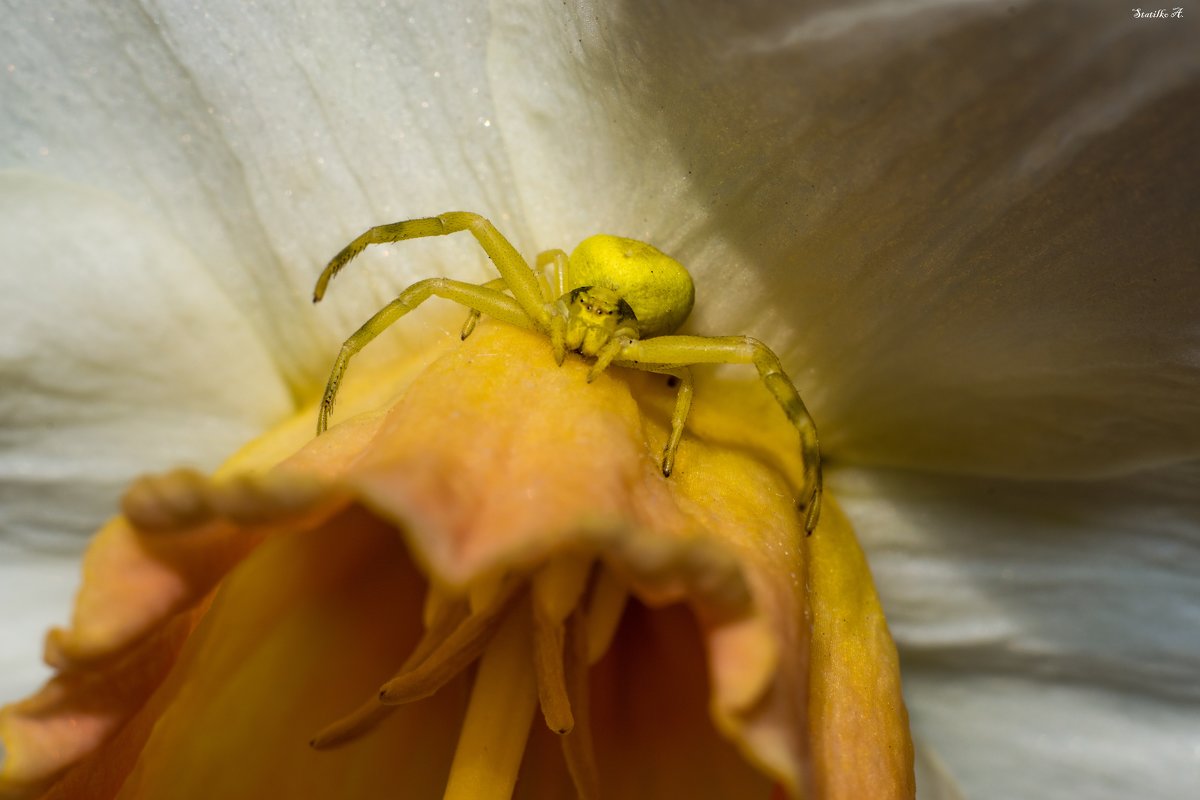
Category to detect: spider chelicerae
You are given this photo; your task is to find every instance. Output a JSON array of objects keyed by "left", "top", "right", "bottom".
[{"left": 312, "top": 212, "right": 821, "bottom": 532}]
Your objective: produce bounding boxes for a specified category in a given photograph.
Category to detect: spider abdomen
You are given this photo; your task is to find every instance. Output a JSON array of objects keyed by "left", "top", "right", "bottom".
[{"left": 568, "top": 234, "right": 695, "bottom": 337}]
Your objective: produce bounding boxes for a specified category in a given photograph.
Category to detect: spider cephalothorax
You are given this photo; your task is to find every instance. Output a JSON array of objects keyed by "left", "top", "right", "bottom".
[
  {"left": 312, "top": 212, "right": 821, "bottom": 532},
  {"left": 559, "top": 286, "right": 639, "bottom": 357}
]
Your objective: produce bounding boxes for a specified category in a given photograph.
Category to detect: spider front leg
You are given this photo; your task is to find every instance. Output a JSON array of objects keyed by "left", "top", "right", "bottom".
[
  {"left": 461, "top": 250, "right": 566, "bottom": 340},
  {"left": 616, "top": 336, "right": 822, "bottom": 533},
  {"left": 317, "top": 278, "right": 535, "bottom": 434},
  {"left": 313, "top": 212, "right": 550, "bottom": 331}
]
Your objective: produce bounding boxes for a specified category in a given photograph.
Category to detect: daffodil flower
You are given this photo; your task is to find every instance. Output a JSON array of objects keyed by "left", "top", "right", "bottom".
[{"left": 2, "top": 2, "right": 1198, "bottom": 799}]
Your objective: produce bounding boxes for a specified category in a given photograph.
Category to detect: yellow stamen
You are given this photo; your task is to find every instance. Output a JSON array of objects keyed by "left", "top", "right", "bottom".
[
  {"left": 443, "top": 599, "right": 538, "bottom": 800},
  {"left": 410, "top": 596, "right": 471, "bottom": 668},
  {"left": 310, "top": 598, "right": 469, "bottom": 749},
  {"left": 532, "top": 554, "right": 592, "bottom": 625},
  {"left": 468, "top": 572, "right": 509, "bottom": 615},
  {"left": 379, "top": 584, "right": 518, "bottom": 705},
  {"left": 423, "top": 582, "right": 461, "bottom": 630},
  {"left": 308, "top": 698, "right": 394, "bottom": 751},
  {"left": 532, "top": 614, "right": 573, "bottom": 735},
  {"left": 584, "top": 566, "right": 628, "bottom": 664},
  {"left": 529, "top": 558, "right": 592, "bottom": 735}
]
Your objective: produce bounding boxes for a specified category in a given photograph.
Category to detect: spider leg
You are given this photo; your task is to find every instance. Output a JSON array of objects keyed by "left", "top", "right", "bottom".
[
  {"left": 550, "top": 313, "right": 568, "bottom": 367},
  {"left": 608, "top": 363, "right": 694, "bottom": 477},
  {"left": 461, "top": 277, "right": 510, "bottom": 340},
  {"left": 658, "top": 368, "right": 695, "bottom": 477},
  {"left": 313, "top": 212, "right": 550, "bottom": 330},
  {"left": 462, "top": 251, "right": 564, "bottom": 340},
  {"left": 535, "top": 249, "right": 572, "bottom": 365},
  {"left": 534, "top": 249, "right": 567, "bottom": 301},
  {"left": 616, "top": 336, "right": 822, "bottom": 533},
  {"left": 536, "top": 249, "right": 570, "bottom": 298},
  {"left": 318, "top": 278, "right": 535, "bottom": 435}
]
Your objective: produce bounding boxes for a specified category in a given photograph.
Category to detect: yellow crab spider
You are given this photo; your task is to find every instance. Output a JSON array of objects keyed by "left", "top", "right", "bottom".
[{"left": 312, "top": 212, "right": 822, "bottom": 532}]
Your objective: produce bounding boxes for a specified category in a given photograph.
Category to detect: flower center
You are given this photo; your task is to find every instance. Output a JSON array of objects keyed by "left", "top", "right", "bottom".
[{"left": 310, "top": 556, "right": 626, "bottom": 799}]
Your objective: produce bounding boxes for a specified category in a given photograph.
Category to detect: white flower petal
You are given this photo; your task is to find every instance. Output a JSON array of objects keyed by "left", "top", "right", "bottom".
[
  {"left": 1, "top": 0, "right": 524, "bottom": 388},
  {"left": 905, "top": 675, "right": 1200, "bottom": 800},
  {"left": 835, "top": 460, "right": 1200, "bottom": 798},
  {"left": 0, "top": 172, "right": 292, "bottom": 546},
  {"left": 915, "top": 742, "right": 966, "bottom": 800},
  {"left": 0, "top": 548, "right": 80, "bottom": 707},
  {"left": 488, "top": 0, "right": 1200, "bottom": 477}
]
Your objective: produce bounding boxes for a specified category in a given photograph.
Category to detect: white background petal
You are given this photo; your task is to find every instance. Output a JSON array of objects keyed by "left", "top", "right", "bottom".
[
  {"left": 907, "top": 674, "right": 1200, "bottom": 800},
  {"left": 1, "top": 0, "right": 523, "bottom": 390},
  {"left": 487, "top": 0, "right": 1200, "bottom": 477},
  {"left": 0, "top": 171, "right": 293, "bottom": 703},
  {"left": 0, "top": 549, "right": 83, "bottom": 712},
  {"left": 0, "top": 172, "right": 292, "bottom": 545},
  {"left": 836, "top": 460, "right": 1200, "bottom": 799}
]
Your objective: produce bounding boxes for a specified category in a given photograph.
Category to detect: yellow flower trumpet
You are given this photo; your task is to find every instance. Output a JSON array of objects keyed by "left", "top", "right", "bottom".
[{"left": 0, "top": 319, "right": 911, "bottom": 799}]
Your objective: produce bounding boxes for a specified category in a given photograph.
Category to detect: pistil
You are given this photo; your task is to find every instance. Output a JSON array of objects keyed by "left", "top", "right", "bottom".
[
  {"left": 561, "top": 608, "right": 600, "bottom": 800},
  {"left": 442, "top": 599, "right": 539, "bottom": 800}
]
